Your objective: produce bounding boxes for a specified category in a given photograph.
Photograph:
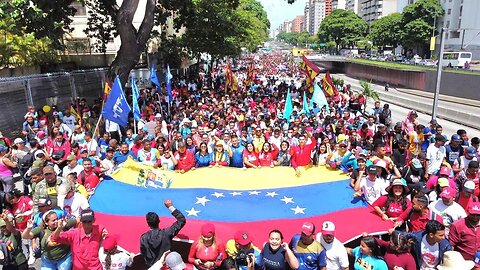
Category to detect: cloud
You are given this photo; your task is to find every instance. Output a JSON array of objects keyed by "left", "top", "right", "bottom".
[{"left": 259, "top": 0, "right": 306, "bottom": 29}]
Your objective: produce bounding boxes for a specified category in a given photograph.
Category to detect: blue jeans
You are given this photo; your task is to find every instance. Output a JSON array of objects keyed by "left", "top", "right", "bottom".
[{"left": 41, "top": 252, "right": 72, "bottom": 270}]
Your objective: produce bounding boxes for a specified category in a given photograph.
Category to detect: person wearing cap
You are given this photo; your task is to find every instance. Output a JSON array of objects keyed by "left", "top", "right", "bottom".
[
  {"left": 57, "top": 179, "right": 89, "bottom": 218},
  {"left": 429, "top": 187, "right": 467, "bottom": 229},
  {"left": 456, "top": 160, "right": 480, "bottom": 198},
  {"left": 325, "top": 140, "right": 352, "bottom": 172},
  {"left": 51, "top": 209, "right": 107, "bottom": 270},
  {"left": 354, "top": 164, "right": 390, "bottom": 205},
  {"left": 22, "top": 209, "right": 78, "bottom": 269},
  {"left": 0, "top": 210, "right": 28, "bottom": 269},
  {"left": 457, "top": 180, "right": 478, "bottom": 211},
  {"left": 290, "top": 131, "right": 316, "bottom": 176},
  {"left": 259, "top": 229, "right": 299, "bottom": 270},
  {"left": 77, "top": 147, "right": 98, "bottom": 167},
  {"left": 174, "top": 142, "right": 196, "bottom": 173},
  {"left": 315, "top": 222, "right": 349, "bottom": 270},
  {"left": 425, "top": 134, "right": 447, "bottom": 178},
  {"left": 425, "top": 166, "right": 455, "bottom": 192},
  {"left": 225, "top": 230, "right": 261, "bottom": 270},
  {"left": 395, "top": 192, "right": 443, "bottom": 232},
  {"left": 62, "top": 153, "right": 82, "bottom": 177},
  {"left": 0, "top": 144, "right": 17, "bottom": 192},
  {"left": 453, "top": 146, "right": 478, "bottom": 174},
  {"left": 99, "top": 146, "right": 115, "bottom": 175},
  {"left": 188, "top": 223, "right": 226, "bottom": 270},
  {"left": 448, "top": 202, "right": 480, "bottom": 260},
  {"left": 372, "top": 178, "right": 412, "bottom": 221},
  {"left": 445, "top": 134, "right": 464, "bottom": 167},
  {"left": 140, "top": 199, "right": 186, "bottom": 268},
  {"left": 99, "top": 235, "right": 134, "bottom": 270},
  {"left": 33, "top": 165, "right": 69, "bottom": 209},
  {"left": 392, "top": 139, "right": 408, "bottom": 170},
  {"left": 137, "top": 139, "right": 160, "bottom": 166},
  {"left": 289, "top": 222, "right": 327, "bottom": 270},
  {"left": 403, "top": 219, "right": 451, "bottom": 269}
]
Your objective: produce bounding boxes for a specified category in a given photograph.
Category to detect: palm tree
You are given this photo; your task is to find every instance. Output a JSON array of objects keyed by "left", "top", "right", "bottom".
[{"left": 360, "top": 80, "right": 379, "bottom": 102}]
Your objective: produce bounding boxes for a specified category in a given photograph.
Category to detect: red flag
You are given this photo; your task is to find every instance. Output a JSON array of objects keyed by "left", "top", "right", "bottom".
[
  {"left": 300, "top": 55, "right": 321, "bottom": 93},
  {"left": 321, "top": 71, "right": 339, "bottom": 97}
]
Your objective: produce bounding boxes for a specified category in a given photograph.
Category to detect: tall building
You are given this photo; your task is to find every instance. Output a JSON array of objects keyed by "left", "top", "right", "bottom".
[
  {"left": 291, "top": 15, "right": 305, "bottom": 33},
  {"left": 309, "top": 0, "right": 327, "bottom": 35},
  {"left": 359, "top": 0, "right": 400, "bottom": 25},
  {"left": 304, "top": 2, "right": 310, "bottom": 33},
  {"left": 332, "top": 0, "right": 347, "bottom": 10},
  {"left": 325, "top": 0, "right": 333, "bottom": 16},
  {"left": 345, "top": 0, "right": 360, "bottom": 14},
  {"left": 437, "top": 0, "right": 480, "bottom": 59}
]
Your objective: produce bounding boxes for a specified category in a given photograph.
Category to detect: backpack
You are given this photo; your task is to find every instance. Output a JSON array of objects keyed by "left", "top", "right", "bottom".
[
  {"left": 0, "top": 241, "right": 15, "bottom": 266},
  {"left": 18, "top": 151, "right": 35, "bottom": 171}
]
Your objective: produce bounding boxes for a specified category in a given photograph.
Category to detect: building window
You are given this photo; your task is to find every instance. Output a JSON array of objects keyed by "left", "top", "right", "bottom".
[
  {"left": 459, "top": 6, "right": 463, "bottom": 16},
  {"left": 458, "top": 19, "right": 461, "bottom": 28},
  {"left": 447, "top": 9, "right": 451, "bottom": 15},
  {"left": 71, "top": 2, "right": 86, "bottom": 16},
  {"left": 450, "top": 31, "right": 460, "bottom": 38},
  {"left": 445, "top": 20, "right": 450, "bottom": 28}
]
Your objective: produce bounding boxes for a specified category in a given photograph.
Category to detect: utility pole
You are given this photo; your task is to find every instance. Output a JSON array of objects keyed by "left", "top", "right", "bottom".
[{"left": 432, "top": 27, "right": 446, "bottom": 121}]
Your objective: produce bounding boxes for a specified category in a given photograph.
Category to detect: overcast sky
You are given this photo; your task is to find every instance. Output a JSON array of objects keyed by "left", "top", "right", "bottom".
[{"left": 259, "top": 0, "right": 307, "bottom": 30}]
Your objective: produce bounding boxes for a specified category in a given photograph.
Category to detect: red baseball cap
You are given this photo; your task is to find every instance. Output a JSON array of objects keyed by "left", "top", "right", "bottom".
[
  {"left": 234, "top": 231, "right": 253, "bottom": 246},
  {"left": 469, "top": 202, "right": 480, "bottom": 215},
  {"left": 103, "top": 235, "right": 118, "bottom": 252},
  {"left": 301, "top": 222, "right": 315, "bottom": 236},
  {"left": 440, "top": 187, "right": 456, "bottom": 200},
  {"left": 201, "top": 223, "right": 215, "bottom": 237}
]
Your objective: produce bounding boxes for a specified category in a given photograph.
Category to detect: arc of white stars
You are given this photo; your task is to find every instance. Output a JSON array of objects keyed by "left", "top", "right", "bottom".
[{"left": 195, "top": 196, "right": 211, "bottom": 206}]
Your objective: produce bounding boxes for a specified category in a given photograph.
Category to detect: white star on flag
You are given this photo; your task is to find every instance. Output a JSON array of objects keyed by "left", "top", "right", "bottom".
[
  {"left": 249, "top": 191, "right": 261, "bottom": 195},
  {"left": 290, "top": 205, "right": 306, "bottom": 215},
  {"left": 280, "top": 196, "right": 294, "bottom": 204},
  {"left": 211, "top": 192, "right": 224, "bottom": 198},
  {"left": 185, "top": 207, "right": 201, "bottom": 216},
  {"left": 230, "top": 191, "right": 243, "bottom": 196},
  {"left": 195, "top": 196, "right": 211, "bottom": 206},
  {"left": 266, "top": 191, "right": 279, "bottom": 197}
]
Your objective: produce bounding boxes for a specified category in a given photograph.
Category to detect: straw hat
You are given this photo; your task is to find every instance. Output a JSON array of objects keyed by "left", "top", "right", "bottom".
[{"left": 437, "top": 251, "right": 474, "bottom": 270}]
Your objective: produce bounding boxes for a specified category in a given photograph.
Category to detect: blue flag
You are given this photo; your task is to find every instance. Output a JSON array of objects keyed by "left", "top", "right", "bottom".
[
  {"left": 102, "top": 76, "right": 131, "bottom": 127},
  {"left": 283, "top": 90, "right": 293, "bottom": 123},
  {"left": 310, "top": 83, "right": 329, "bottom": 113},
  {"left": 150, "top": 64, "right": 160, "bottom": 87},
  {"left": 302, "top": 91, "right": 310, "bottom": 116},
  {"left": 166, "top": 64, "right": 173, "bottom": 102},
  {"left": 131, "top": 75, "right": 141, "bottom": 121}
]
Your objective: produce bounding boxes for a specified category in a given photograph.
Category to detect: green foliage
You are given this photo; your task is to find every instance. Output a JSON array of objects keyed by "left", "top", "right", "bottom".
[
  {"left": 369, "top": 13, "right": 403, "bottom": 48},
  {"left": 360, "top": 80, "right": 380, "bottom": 101},
  {"left": 276, "top": 31, "right": 315, "bottom": 47},
  {"left": 401, "top": 0, "right": 443, "bottom": 50},
  {"left": 317, "top": 9, "right": 368, "bottom": 50},
  {"left": 156, "top": 37, "right": 188, "bottom": 69},
  {"left": 84, "top": 0, "right": 116, "bottom": 53}
]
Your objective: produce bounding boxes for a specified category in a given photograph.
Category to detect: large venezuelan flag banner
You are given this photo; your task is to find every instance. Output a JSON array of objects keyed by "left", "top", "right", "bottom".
[{"left": 89, "top": 158, "right": 392, "bottom": 253}]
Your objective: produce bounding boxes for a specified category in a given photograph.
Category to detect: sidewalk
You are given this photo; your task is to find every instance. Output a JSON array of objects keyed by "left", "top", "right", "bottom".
[{"left": 335, "top": 74, "right": 480, "bottom": 130}]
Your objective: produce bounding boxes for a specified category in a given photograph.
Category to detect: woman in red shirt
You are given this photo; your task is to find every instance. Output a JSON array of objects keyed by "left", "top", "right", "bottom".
[
  {"left": 188, "top": 223, "right": 226, "bottom": 270},
  {"left": 243, "top": 142, "right": 259, "bottom": 168},
  {"left": 258, "top": 142, "right": 278, "bottom": 167},
  {"left": 373, "top": 178, "right": 412, "bottom": 222},
  {"left": 375, "top": 231, "right": 416, "bottom": 270}
]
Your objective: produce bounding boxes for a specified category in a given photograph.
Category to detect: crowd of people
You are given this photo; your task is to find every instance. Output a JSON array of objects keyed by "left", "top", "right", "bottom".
[{"left": 0, "top": 51, "right": 478, "bottom": 270}]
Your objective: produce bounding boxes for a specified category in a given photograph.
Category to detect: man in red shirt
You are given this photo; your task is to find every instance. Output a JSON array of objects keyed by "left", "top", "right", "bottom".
[
  {"left": 290, "top": 131, "right": 316, "bottom": 176},
  {"left": 357, "top": 123, "right": 373, "bottom": 140},
  {"left": 131, "top": 135, "right": 144, "bottom": 156},
  {"left": 51, "top": 209, "right": 107, "bottom": 270},
  {"left": 174, "top": 142, "right": 195, "bottom": 173},
  {"left": 77, "top": 158, "right": 102, "bottom": 195},
  {"left": 449, "top": 202, "right": 480, "bottom": 260},
  {"left": 395, "top": 193, "right": 443, "bottom": 231}
]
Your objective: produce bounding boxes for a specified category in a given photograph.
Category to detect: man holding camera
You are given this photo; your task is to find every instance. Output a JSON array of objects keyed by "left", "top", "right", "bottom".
[{"left": 226, "top": 231, "right": 261, "bottom": 270}]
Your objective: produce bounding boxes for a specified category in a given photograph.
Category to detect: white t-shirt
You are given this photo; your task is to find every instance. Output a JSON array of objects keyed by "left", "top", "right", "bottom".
[
  {"left": 62, "top": 193, "right": 90, "bottom": 218},
  {"left": 86, "top": 139, "right": 99, "bottom": 157},
  {"left": 99, "top": 248, "right": 133, "bottom": 270},
  {"left": 428, "top": 200, "right": 467, "bottom": 227},
  {"left": 359, "top": 176, "right": 390, "bottom": 205},
  {"left": 316, "top": 233, "right": 349, "bottom": 270},
  {"left": 426, "top": 144, "right": 446, "bottom": 174},
  {"left": 62, "top": 115, "right": 76, "bottom": 131},
  {"left": 101, "top": 159, "right": 115, "bottom": 175},
  {"left": 62, "top": 164, "right": 83, "bottom": 177},
  {"left": 420, "top": 235, "right": 440, "bottom": 270}
]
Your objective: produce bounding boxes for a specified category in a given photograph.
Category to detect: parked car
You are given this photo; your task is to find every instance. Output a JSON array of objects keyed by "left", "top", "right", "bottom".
[{"left": 409, "top": 55, "right": 422, "bottom": 65}]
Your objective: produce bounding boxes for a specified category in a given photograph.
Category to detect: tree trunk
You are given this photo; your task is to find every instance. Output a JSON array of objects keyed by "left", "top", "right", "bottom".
[{"left": 107, "top": 0, "right": 156, "bottom": 86}]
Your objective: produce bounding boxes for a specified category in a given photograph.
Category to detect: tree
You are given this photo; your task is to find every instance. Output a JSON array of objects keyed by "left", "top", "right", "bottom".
[
  {"left": 360, "top": 80, "right": 379, "bottom": 102},
  {"left": 401, "top": 0, "right": 443, "bottom": 54},
  {"left": 317, "top": 9, "right": 368, "bottom": 51},
  {"left": 369, "top": 13, "right": 403, "bottom": 48},
  {"left": 84, "top": 0, "right": 116, "bottom": 54}
]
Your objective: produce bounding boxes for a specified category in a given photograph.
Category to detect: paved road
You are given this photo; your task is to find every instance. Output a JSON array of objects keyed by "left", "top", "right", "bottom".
[{"left": 337, "top": 74, "right": 480, "bottom": 138}]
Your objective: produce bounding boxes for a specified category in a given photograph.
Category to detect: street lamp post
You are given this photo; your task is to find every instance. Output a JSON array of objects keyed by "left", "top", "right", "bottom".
[{"left": 432, "top": 27, "right": 446, "bottom": 121}]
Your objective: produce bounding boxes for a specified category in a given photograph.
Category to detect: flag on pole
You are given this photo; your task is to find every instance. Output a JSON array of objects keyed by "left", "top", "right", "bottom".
[
  {"left": 166, "top": 64, "right": 174, "bottom": 102},
  {"left": 245, "top": 62, "right": 255, "bottom": 86},
  {"left": 321, "top": 71, "right": 338, "bottom": 97},
  {"left": 150, "top": 64, "right": 160, "bottom": 87},
  {"left": 225, "top": 64, "right": 238, "bottom": 92},
  {"left": 131, "top": 75, "right": 141, "bottom": 121},
  {"left": 300, "top": 55, "right": 321, "bottom": 93},
  {"left": 103, "top": 81, "right": 111, "bottom": 102},
  {"left": 302, "top": 91, "right": 310, "bottom": 116},
  {"left": 70, "top": 105, "right": 80, "bottom": 122},
  {"left": 102, "top": 76, "right": 131, "bottom": 127},
  {"left": 310, "top": 83, "right": 329, "bottom": 113},
  {"left": 283, "top": 90, "right": 293, "bottom": 123}
]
